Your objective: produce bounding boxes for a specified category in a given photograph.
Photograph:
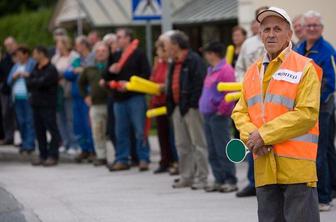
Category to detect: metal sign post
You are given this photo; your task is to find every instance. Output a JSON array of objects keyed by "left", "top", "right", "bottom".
[
  {"left": 132, "top": 0, "right": 162, "bottom": 66},
  {"left": 145, "top": 20, "right": 153, "bottom": 66},
  {"left": 161, "top": 0, "right": 172, "bottom": 32}
]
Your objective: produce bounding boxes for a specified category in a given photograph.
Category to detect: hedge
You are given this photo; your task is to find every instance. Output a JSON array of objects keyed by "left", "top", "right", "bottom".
[{"left": 0, "top": 8, "right": 53, "bottom": 49}]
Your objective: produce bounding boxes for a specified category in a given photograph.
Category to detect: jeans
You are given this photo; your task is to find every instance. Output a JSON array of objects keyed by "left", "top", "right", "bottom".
[
  {"left": 247, "top": 152, "right": 255, "bottom": 187},
  {"left": 204, "top": 114, "right": 237, "bottom": 184},
  {"left": 57, "top": 98, "right": 78, "bottom": 149},
  {"left": 107, "top": 96, "right": 116, "bottom": 146},
  {"left": 32, "top": 106, "right": 61, "bottom": 160},
  {"left": 73, "top": 97, "right": 94, "bottom": 153},
  {"left": 14, "top": 99, "right": 35, "bottom": 150},
  {"left": 256, "top": 184, "right": 319, "bottom": 222},
  {"left": 114, "top": 95, "right": 149, "bottom": 164},
  {"left": 317, "top": 112, "right": 333, "bottom": 204}
]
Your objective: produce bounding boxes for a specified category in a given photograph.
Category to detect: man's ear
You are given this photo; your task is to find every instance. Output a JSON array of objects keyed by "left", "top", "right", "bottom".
[{"left": 288, "top": 29, "right": 293, "bottom": 42}]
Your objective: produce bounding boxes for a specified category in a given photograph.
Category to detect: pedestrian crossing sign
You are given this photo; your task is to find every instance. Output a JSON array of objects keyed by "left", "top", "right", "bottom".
[{"left": 132, "top": 0, "right": 162, "bottom": 20}]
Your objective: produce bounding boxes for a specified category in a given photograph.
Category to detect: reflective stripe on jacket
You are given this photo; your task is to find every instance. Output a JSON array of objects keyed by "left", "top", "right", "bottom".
[{"left": 243, "top": 50, "right": 321, "bottom": 161}]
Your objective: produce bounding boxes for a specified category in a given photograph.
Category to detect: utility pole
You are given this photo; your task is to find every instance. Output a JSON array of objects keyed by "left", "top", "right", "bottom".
[{"left": 146, "top": 20, "right": 153, "bottom": 66}]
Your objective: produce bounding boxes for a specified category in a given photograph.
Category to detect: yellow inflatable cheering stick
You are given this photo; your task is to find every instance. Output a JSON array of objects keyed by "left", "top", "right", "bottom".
[
  {"left": 217, "top": 82, "right": 242, "bottom": 92},
  {"left": 224, "top": 92, "right": 242, "bottom": 102},
  {"left": 146, "top": 106, "right": 167, "bottom": 118},
  {"left": 225, "top": 45, "right": 235, "bottom": 65}
]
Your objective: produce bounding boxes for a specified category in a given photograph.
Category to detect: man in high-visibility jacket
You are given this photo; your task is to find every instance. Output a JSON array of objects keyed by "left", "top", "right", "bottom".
[{"left": 232, "top": 7, "right": 321, "bottom": 221}]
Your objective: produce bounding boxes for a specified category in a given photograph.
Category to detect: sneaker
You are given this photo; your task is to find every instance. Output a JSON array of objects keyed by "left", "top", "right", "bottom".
[
  {"left": 14, "top": 143, "right": 22, "bottom": 148},
  {"left": 43, "top": 158, "right": 58, "bottom": 167},
  {"left": 319, "top": 203, "right": 331, "bottom": 212},
  {"left": 67, "top": 147, "right": 79, "bottom": 155},
  {"left": 220, "top": 183, "right": 238, "bottom": 193},
  {"left": 93, "top": 159, "right": 107, "bottom": 166},
  {"left": 172, "top": 179, "right": 192, "bottom": 189},
  {"left": 236, "top": 185, "right": 256, "bottom": 197},
  {"left": 204, "top": 182, "right": 222, "bottom": 193},
  {"left": 107, "top": 162, "right": 130, "bottom": 171},
  {"left": 191, "top": 181, "right": 207, "bottom": 190},
  {"left": 139, "top": 161, "right": 149, "bottom": 172},
  {"left": 59, "top": 146, "right": 66, "bottom": 153},
  {"left": 204, "top": 183, "right": 222, "bottom": 192}
]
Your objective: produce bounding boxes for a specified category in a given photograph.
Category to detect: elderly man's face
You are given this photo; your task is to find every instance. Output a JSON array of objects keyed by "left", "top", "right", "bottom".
[
  {"left": 304, "top": 16, "right": 323, "bottom": 43},
  {"left": 162, "top": 39, "right": 174, "bottom": 58},
  {"left": 260, "top": 16, "right": 292, "bottom": 58},
  {"left": 4, "top": 38, "right": 17, "bottom": 54},
  {"left": 293, "top": 19, "right": 305, "bottom": 40},
  {"left": 95, "top": 45, "right": 109, "bottom": 62}
]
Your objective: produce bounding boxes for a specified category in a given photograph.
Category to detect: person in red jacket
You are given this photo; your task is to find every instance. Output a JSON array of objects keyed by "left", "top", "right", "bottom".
[{"left": 150, "top": 34, "right": 178, "bottom": 174}]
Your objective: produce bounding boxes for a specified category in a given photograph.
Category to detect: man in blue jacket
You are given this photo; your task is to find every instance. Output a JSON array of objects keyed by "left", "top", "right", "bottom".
[
  {"left": 64, "top": 36, "right": 95, "bottom": 163},
  {"left": 7, "top": 45, "right": 36, "bottom": 154},
  {"left": 296, "top": 10, "right": 336, "bottom": 212}
]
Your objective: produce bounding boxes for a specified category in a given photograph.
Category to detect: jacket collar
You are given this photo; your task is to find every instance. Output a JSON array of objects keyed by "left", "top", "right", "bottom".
[
  {"left": 208, "top": 58, "right": 226, "bottom": 74},
  {"left": 259, "top": 43, "right": 292, "bottom": 67},
  {"left": 174, "top": 49, "right": 189, "bottom": 64},
  {"left": 303, "top": 36, "right": 324, "bottom": 54}
]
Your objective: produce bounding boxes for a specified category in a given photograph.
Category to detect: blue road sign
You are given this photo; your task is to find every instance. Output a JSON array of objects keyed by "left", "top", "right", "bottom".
[{"left": 132, "top": 0, "right": 162, "bottom": 20}]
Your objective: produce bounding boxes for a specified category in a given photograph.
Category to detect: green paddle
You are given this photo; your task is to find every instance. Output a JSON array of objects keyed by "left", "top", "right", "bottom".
[{"left": 226, "top": 139, "right": 250, "bottom": 163}]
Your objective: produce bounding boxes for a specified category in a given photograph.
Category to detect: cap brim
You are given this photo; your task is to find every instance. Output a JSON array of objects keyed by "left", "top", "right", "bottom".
[{"left": 256, "top": 10, "right": 288, "bottom": 24}]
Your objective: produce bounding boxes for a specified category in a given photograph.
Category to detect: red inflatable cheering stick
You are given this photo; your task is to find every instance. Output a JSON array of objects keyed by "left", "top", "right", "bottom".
[{"left": 115, "top": 39, "right": 139, "bottom": 71}]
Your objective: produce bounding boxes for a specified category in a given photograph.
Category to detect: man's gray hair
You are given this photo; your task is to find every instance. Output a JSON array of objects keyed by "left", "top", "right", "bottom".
[
  {"left": 292, "top": 14, "right": 304, "bottom": 26},
  {"left": 75, "top": 35, "right": 91, "bottom": 50},
  {"left": 303, "top": 10, "right": 323, "bottom": 25},
  {"left": 169, "top": 30, "right": 189, "bottom": 49},
  {"left": 103, "top": 33, "right": 117, "bottom": 43},
  {"left": 93, "top": 41, "right": 109, "bottom": 52}
]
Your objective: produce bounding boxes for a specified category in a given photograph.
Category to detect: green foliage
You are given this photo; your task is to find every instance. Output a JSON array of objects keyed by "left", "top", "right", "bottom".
[
  {"left": 0, "top": 8, "right": 54, "bottom": 48},
  {"left": 0, "top": 0, "right": 57, "bottom": 17}
]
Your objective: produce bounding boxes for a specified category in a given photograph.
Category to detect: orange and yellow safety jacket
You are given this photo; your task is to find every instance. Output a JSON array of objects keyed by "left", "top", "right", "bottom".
[{"left": 232, "top": 46, "right": 322, "bottom": 187}]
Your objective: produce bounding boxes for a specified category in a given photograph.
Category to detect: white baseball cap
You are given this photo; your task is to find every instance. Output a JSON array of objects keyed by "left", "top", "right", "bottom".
[{"left": 256, "top": 7, "right": 292, "bottom": 28}]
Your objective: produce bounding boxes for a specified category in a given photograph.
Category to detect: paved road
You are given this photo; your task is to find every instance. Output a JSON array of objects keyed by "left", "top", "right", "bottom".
[
  {"left": 0, "top": 137, "right": 335, "bottom": 222},
  {"left": 0, "top": 187, "right": 40, "bottom": 222}
]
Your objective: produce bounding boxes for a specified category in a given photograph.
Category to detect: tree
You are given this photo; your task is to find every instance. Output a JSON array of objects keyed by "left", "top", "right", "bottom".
[{"left": 0, "top": 0, "right": 57, "bottom": 17}]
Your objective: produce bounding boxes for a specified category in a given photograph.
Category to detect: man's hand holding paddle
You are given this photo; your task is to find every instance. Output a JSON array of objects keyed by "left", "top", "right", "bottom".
[{"left": 247, "top": 130, "right": 272, "bottom": 156}]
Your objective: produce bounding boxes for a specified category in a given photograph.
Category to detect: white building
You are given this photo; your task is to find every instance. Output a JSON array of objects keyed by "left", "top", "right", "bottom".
[{"left": 50, "top": 0, "right": 335, "bottom": 48}]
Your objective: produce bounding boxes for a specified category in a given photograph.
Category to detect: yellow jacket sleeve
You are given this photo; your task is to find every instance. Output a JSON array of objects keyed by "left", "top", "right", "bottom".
[
  {"left": 258, "top": 63, "right": 321, "bottom": 145},
  {"left": 231, "top": 84, "right": 258, "bottom": 143}
]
